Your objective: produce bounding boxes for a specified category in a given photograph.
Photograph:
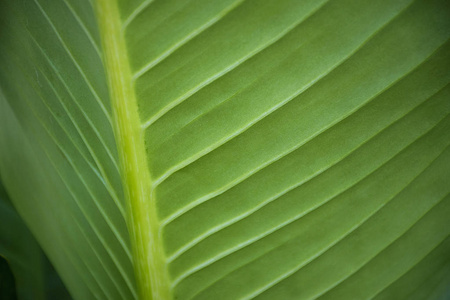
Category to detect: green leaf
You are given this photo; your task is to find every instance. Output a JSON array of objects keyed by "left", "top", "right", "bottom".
[
  {"left": 0, "top": 182, "right": 71, "bottom": 300},
  {"left": 0, "top": 0, "right": 449, "bottom": 299},
  {"left": 0, "top": 181, "right": 45, "bottom": 300}
]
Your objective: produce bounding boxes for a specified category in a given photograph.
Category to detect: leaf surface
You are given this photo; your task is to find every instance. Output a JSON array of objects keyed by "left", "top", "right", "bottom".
[{"left": 0, "top": 0, "right": 449, "bottom": 299}]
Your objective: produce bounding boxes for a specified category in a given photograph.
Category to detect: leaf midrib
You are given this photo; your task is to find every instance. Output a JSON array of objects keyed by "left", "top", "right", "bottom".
[{"left": 94, "top": 0, "right": 170, "bottom": 299}]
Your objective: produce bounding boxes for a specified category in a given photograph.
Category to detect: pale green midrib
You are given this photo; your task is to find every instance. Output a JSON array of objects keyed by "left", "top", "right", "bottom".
[{"left": 94, "top": 1, "right": 170, "bottom": 299}]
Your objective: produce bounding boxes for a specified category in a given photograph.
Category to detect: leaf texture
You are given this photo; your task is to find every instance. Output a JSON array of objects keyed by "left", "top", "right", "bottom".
[
  {"left": 0, "top": 0, "right": 449, "bottom": 299},
  {"left": 0, "top": 0, "right": 137, "bottom": 298}
]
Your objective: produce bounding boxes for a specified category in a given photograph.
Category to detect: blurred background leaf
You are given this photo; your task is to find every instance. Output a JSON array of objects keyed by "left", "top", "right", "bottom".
[{"left": 0, "top": 181, "right": 71, "bottom": 300}]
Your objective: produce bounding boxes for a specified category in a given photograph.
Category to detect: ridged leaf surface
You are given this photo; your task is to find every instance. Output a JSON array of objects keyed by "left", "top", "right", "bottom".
[{"left": 0, "top": 0, "right": 449, "bottom": 299}]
